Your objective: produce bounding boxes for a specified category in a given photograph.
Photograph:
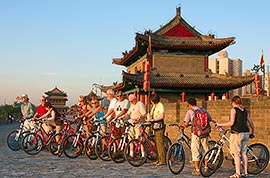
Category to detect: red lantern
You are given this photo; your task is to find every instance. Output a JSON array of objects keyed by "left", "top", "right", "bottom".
[
  {"left": 255, "top": 81, "right": 260, "bottom": 88},
  {"left": 143, "top": 81, "right": 149, "bottom": 91},
  {"left": 144, "top": 72, "right": 150, "bottom": 81},
  {"left": 144, "top": 62, "right": 150, "bottom": 72},
  {"left": 256, "top": 88, "right": 261, "bottom": 95},
  {"left": 255, "top": 74, "right": 260, "bottom": 81}
]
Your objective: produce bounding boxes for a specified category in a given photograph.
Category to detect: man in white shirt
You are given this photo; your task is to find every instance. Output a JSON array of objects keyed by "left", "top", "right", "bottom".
[{"left": 125, "top": 94, "right": 146, "bottom": 159}]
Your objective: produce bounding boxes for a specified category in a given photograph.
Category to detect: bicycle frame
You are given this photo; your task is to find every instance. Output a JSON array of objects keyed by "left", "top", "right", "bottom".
[
  {"left": 33, "top": 121, "right": 53, "bottom": 145},
  {"left": 178, "top": 127, "right": 191, "bottom": 150},
  {"left": 72, "top": 123, "right": 89, "bottom": 147},
  {"left": 117, "top": 123, "right": 132, "bottom": 151},
  {"left": 139, "top": 127, "right": 156, "bottom": 153}
]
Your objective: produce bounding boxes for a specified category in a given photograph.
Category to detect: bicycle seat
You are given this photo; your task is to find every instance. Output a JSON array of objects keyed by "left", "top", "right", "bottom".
[{"left": 18, "top": 119, "right": 24, "bottom": 123}]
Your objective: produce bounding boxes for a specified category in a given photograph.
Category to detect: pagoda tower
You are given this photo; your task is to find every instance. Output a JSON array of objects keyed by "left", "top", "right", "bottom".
[
  {"left": 105, "top": 7, "right": 254, "bottom": 103},
  {"left": 45, "top": 87, "right": 69, "bottom": 114}
]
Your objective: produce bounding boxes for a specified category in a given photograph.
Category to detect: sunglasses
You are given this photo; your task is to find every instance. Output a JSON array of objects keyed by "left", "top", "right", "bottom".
[
  {"left": 92, "top": 102, "right": 98, "bottom": 104},
  {"left": 116, "top": 95, "right": 122, "bottom": 98}
]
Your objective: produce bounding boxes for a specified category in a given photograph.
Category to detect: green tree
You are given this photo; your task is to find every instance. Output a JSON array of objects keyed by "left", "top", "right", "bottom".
[{"left": 0, "top": 104, "right": 21, "bottom": 119}]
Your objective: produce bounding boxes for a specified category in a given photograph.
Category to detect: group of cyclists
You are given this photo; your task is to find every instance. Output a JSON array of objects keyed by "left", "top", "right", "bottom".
[{"left": 11, "top": 92, "right": 262, "bottom": 178}]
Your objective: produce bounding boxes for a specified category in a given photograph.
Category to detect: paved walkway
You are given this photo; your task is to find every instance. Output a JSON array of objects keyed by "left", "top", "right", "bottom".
[{"left": 0, "top": 122, "right": 269, "bottom": 178}]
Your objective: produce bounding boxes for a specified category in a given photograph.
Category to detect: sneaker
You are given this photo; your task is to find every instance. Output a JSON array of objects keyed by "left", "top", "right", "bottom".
[
  {"left": 156, "top": 162, "right": 165, "bottom": 166},
  {"left": 229, "top": 173, "right": 241, "bottom": 178},
  {"left": 127, "top": 155, "right": 134, "bottom": 160},
  {"left": 152, "top": 161, "right": 159, "bottom": 165},
  {"left": 240, "top": 173, "right": 249, "bottom": 178},
  {"left": 191, "top": 170, "right": 200, "bottom": 176}
]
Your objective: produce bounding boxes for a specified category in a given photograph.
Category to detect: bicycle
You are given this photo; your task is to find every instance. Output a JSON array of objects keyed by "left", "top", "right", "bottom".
[
  {"left": 84, "top": 119, "right": 105, "bottom": 160},
  {"left": 166, "top": 124, "right": 191, "bottom": 174},
  {"left": 108, "top": 121, "right": 133, "bottom": 163},
  {"left": 124, "top": 122, "right": 171, "bottom": 167},
  {"left": 48, "top": 119, "right": 77, "bottom": 156},
  {"left": 94, "top": 120, "right": 120, "bottom": 161},
  {"left": 199, "top": 122, "right": 269, "bottom": 177},
  {"left": 166, "top": 123, "right": 216, "bottom": 175},
  {"left": 21, "top": 119, "right": 55, "bottom": 155},
  {"left": 6, "top": 119, "right": 31, "bottom": 151},
  {"left": 61, "top": 119, "right": 91, "bottom": 158}
]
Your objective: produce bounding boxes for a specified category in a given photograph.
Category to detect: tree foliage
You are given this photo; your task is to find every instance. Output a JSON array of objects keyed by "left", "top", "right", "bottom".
[{"left": 0, "top": 104, "right": 22, "bottom": 119}]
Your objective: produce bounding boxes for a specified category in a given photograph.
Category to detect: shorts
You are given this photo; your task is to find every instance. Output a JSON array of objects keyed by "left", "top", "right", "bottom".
[
  {"left": 230, "top": 132, "right": 249, "bottom": 156},
  {"left": 191, "top": 133, "right": 209, "bottom": 161}
]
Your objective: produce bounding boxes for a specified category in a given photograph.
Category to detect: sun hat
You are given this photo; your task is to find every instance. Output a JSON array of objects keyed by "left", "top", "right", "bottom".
[{"left": 21, "top": 94, "right": 28, "bottom": 98}]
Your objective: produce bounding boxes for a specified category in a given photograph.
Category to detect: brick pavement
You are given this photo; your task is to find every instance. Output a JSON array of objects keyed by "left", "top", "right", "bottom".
[{"left": 0, "top": 122, "right": 269, "bottom": 178}]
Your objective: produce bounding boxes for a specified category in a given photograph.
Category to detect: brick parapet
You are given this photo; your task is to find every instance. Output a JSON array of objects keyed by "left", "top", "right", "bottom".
[{"left": 163, "top": 96, "right": 270, "bottom": 171}]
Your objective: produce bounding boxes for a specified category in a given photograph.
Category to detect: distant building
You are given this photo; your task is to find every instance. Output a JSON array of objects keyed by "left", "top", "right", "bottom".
[
  {"left": 242, "top": 70, "right": 256, "bottom": 96},
  {"left": 209, "top": 50, "right": 243, "bottom": 97},
  {"left": 45, "top": 87, "right": 69, "bottom": 114}
]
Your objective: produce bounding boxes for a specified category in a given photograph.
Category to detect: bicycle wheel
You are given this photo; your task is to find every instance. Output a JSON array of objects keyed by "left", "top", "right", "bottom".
[
  {"left": 7, "top": 130, "right": 21, "bottom": 151},
  {"left": 84, "top": 135, "right": 98, "bottom": 160},
  {"left": 18, "top": 131, "right": 30, "bottom": 149},
  {"left": 163, "top": 135, "right": 171, "bottom": 152},
  {"left": 22, "top": 133, "right": 43, "bottom": 155},
  {"left": 108, "top": 136, "right": 126, "bottom": 163},
  {"left": 48, "top": 133, "right": 63, "bottom": 156},
  {"left": 199, "top": 147, "right": 224, "bottom": 177},
  {"left": 166, "top": 142, "right": 185, "bottom": 175},
  {"left": 95, "top": 135, "right": 111, "bottom": 161},
  {"left": 124, "top": 139, "right": 147, "bottom": 167},
  {"left": 62, "top": 134, "right": 84, "bottom": 158},
  {"left": 247, "top": 143, "right": 269, "bottom": 175}
]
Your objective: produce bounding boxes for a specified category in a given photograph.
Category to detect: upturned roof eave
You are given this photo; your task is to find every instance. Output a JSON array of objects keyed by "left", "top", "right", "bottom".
[
  {"left": 122, "top": 71, "right": 254, "bottom": 90},
  {"left": 113, "top": 33, "right": 235, "bottom": 66}
]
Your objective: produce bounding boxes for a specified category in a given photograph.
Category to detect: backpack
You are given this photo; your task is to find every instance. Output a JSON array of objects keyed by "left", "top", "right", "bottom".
[{"left": 192, "top": 108, "right": 211, "bottom": 138}]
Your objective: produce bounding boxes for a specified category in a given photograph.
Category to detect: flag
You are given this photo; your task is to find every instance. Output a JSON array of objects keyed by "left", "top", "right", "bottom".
[{"left": 260, "top": 51, "right": 265, "bottom": 68}]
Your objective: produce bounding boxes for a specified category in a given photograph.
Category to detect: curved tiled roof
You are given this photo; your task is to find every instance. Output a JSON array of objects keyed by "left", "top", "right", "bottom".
[
  {"left": 113, "top": 7, "right": 235, "bottom": 67},
  {"left": 136, "top": 33, "right": 235, "bottom": 50},
  {"left": 122, "top": 71, "right": 254, "bottom": 90}
]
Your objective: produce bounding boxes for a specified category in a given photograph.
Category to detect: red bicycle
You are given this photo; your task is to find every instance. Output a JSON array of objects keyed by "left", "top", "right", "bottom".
[
  {"left": 21, "top": 119, "right": 55, "bottom": 155},
  {"left": 95, "top": 120, "right": 121, "bottom": 161},
  {"left": 124, "top": 122, "right": 171, "bottom": 167},
  {"left": 61, "top": 120, "right": 90, "bottom": 158},
  {"left": 48, "top": 119, "right": 77, "bottom": 156}
]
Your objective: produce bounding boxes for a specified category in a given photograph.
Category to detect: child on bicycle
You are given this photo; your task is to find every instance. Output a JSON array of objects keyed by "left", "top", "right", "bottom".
[{"left": 216, "top": 95, "right": 255, "bottom": 178}]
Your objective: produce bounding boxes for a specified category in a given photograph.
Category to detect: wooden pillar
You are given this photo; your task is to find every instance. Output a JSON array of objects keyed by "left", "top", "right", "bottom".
[
  {"left": 142, "top": 95, "right": 145, "bottom": 105},
  {"left": 205, "top": 56, "right": 209, "bottom": 72},
  {"left": 181, "top": 92, "right": 185, "bottom": 102},
  {"left": 255, "top": 73, "right": 261, "bottom": 96},
  {"left": 211, "top": 92, "right": 215, "bottom": 100}
]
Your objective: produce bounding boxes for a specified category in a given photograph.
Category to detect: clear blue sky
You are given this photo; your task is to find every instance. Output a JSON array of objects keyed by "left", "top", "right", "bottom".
[{"left": 0, "top": 0, "right": 269, "bottom": 106}]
